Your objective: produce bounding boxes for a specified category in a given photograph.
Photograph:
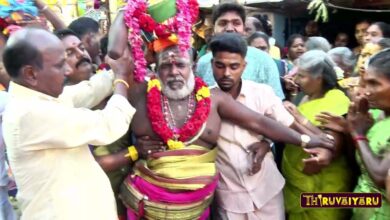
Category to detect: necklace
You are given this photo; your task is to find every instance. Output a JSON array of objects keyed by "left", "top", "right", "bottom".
[
  {"left": 162, "top": 94, "right": 195, "bottom": 133},
  {"left": 146, "top": 77, "right": 211, "bottom": 150}
]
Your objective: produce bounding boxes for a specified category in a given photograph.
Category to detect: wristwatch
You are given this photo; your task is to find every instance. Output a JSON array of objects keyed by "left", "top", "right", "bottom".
[
  {"left": 263, "top": 138, "right": 274, "bottom": 149},
  {"left": 257, "top": 135, "right": 274, "bottom": 149},
  {"left": 300, "top": 134, "right": 311, "bottom": 147}
]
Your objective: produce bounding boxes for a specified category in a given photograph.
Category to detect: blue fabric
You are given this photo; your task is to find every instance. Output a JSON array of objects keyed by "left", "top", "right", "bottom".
[
  {"left": 0, "top": 92, "right": 16, "bottom": 220},
  {"left": 0, "top": 0, "right": 38, "bottom": 18},
  {"left": 196, "top": 46, "right": 285, "bottom": 99},
  {"left": 0, "top": 92, "right": 9, "bottom": 187},
  {"left": 1, "top": 188, "right": 17, "bottom": 220}
]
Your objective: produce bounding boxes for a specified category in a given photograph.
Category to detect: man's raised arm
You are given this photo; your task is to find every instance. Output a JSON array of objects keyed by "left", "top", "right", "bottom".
[{"left": 214, "top": 89, "right": 333, "bottom": 150}]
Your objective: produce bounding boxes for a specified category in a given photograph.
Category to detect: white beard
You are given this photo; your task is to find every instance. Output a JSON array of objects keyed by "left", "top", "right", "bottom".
[{"left": 160, "top": 72, "right": 195, "bottom": 100}]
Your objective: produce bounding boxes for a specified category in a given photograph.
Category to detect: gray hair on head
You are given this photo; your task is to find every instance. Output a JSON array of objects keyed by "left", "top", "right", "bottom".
[
  {"left": 368, "top": 48, "right": 390, "bottom": 80},
  {"left": 327, "top": 47, "right": 356, "bottom": 70},
  {"left": 298, "top": 50, "right": 339, "bottom": 91},
  {"left": 378, "top": 38, "right": 390, "bottom": 49},
  {"left": 306, "top": 36, "right": 331, "bottom": 52}
]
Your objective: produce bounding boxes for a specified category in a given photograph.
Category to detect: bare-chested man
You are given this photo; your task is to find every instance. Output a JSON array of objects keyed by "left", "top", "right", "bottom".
[{"left": 111, "top": 44, "right": 333, "bottom": 220}]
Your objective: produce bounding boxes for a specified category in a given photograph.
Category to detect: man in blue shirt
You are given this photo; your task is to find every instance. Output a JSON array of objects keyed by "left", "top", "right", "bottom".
[{"left": 196, "top": 3, "right": 285, "bottom": 99}]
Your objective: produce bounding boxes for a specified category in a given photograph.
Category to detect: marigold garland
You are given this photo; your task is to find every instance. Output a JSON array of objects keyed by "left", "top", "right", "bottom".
[
  {"left": 123, "top": 0, "right": 199, "bottom": 82},
  {"left": 147, "top": 77, "right": 210, "bottom": 150}
]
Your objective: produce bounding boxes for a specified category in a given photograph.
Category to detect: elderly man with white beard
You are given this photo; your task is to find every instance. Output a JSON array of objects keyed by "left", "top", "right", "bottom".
[{"left": 114, "top": 43, "right": 336, "bottom": 219}]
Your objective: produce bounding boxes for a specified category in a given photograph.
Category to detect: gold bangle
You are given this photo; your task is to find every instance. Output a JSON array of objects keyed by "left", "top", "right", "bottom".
[
  {"left": 113, "top": 79, "right": 130, "bottom": 89},
  {"left": 124, "top": 146, "right": 139, "bottom": 162}
]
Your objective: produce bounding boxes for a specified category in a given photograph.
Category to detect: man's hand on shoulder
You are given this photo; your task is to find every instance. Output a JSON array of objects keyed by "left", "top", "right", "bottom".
[{"left": 107, "top": 46, "right": 134, "bottom": 80}]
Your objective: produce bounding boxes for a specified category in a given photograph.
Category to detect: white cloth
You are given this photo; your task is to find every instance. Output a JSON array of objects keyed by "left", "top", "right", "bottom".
[{"left": 2, "top": 73, "right": 135, "bottom": 220}]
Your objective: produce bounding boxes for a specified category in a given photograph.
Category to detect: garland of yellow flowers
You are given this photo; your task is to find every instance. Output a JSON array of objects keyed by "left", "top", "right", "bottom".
[{"left": 146, "top": 77, "right": 211, "bottom": 150}]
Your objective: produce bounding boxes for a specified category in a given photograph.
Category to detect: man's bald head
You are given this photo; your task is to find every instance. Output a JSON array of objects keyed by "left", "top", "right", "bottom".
[
  {"left": 3, "top": 28, "right": 69, "bottom": 98},
  {"left": 3, "top": 28, "right": 62, "bottom": 78}
]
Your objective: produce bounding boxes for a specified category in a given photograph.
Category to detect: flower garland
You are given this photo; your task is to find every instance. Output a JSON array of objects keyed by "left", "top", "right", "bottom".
[
  {"left": 123, "top": 0, "right": 199, "bottom": 82},
  {"left": 147, "top": 77, "right": 211, "bottom": 150},
  {"left": 123, "top": 0, "right": 147, "bottom": 82}
]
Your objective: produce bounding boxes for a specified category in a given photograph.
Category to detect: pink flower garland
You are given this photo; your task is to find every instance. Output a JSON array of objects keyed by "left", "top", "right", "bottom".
[
  {"left": 123, "top": 0, "right": 198, "bottom": 82},
  {"left": 175, "top": 0, "right": 191, "bottom": 53},
  {"left": 123, "top": 0, "right": 148, "bottom": 82}
]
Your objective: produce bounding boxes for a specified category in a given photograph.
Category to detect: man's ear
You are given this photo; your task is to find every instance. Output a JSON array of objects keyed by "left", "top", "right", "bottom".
[
  {"left": 192, "top": 62, "right": 196, "bottom": 73},
  {"left": 20, "top": 65, "right": 38, "bottom": 87},
  {"left": 83, "top": 33, "right": 93, "bottom": 47},
  {"left": 243, "top": 60, "right": 247, "bottom": 69}
]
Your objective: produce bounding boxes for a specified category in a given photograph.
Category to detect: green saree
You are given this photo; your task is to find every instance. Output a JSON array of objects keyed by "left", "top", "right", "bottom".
[
  {"left": 282, "top": 89, "right": 353, "bottom": 220},
  {"left": 352, "top": 109, "right": 390, "bottom": 220}
]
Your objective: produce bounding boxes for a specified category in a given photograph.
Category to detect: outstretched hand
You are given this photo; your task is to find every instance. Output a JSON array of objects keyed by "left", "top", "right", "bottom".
[
  {"left": 316, "top": 112, "right": 348, "bottom": 133},
  {"left": 306, "top": 133, "right": 335, "bottom": 153}
]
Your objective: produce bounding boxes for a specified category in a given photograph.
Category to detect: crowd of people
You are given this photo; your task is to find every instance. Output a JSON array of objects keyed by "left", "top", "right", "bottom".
[{"left": 1, "top": 1, "right": 390, "bottom": 220}]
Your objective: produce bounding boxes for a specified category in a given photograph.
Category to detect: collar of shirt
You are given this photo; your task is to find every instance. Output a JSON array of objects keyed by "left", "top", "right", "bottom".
[
  {"left": 209, "top": 80, "right": 251, "bottom": 100},
  {"left": 8, "top": 81, "right": 58, "bottom": 103},
  {"left": 239, "top": 80, "right": 255, "bottom": 100}
]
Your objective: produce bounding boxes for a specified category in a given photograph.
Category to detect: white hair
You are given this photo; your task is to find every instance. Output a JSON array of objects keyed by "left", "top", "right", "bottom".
[
  {"left": 327, "top": 47, "right": 356, "bottom": 70},
  {"left": 160, "top": 71, "right": 195, "bottom": 100},
  {"left": 306, "top": 37, "right": 331, "bottom": 52},
  {"left": 298, "top": 50, "right": 338, "bottom": 90}
]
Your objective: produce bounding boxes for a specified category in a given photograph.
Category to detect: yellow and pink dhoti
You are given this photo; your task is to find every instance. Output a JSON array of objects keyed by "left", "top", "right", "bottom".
[{"left": 120, "top": 145, "right": 218, "bottom": 220}]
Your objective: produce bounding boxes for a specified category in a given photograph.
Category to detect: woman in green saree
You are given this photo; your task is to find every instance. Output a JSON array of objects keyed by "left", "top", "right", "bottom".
[
  {"left": 282, "top": 50, "right": 353, "bottom": 220},
  {"left": 347, "top": 49, "right": 390, "bottom": 220}
]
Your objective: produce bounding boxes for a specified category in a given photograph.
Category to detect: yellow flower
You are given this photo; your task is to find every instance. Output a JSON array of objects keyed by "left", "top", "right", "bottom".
[
  {"left": 196, "top": 86, "right": 210, "bottom": 101},
  {"left": 168, "top": 34, "right": 179, "bottom": 44},
  {"left": 147, "top": 78, "right": 161, "bottom": 92},
  {"left": 167, "top": 139, "right": 185, "bottom": 150}
]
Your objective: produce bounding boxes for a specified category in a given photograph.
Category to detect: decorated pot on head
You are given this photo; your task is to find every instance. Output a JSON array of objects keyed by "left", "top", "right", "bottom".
[{"left": 122, "top": 0, "right": 199, "bottom": 82}]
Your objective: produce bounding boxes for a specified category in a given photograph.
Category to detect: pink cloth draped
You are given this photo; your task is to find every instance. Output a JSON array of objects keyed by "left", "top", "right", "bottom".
[{"left": 130, "top": 175, "right": 218, "bottom": 204}]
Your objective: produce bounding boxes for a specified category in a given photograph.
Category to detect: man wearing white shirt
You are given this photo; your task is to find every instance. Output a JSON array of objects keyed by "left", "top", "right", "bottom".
[{"left": 1, "top": 28, "right": 135, "bottom": 220}]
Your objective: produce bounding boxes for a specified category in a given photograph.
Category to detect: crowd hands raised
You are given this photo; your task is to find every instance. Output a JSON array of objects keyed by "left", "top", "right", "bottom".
[{"left": 0, "top": 1, "right": 390, "bottom": 220}]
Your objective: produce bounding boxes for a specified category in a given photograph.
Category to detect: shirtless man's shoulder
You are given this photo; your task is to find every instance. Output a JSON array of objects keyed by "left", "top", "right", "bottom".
[{"left": 128, "top": 82, "right": 147, "bottom": 105}]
